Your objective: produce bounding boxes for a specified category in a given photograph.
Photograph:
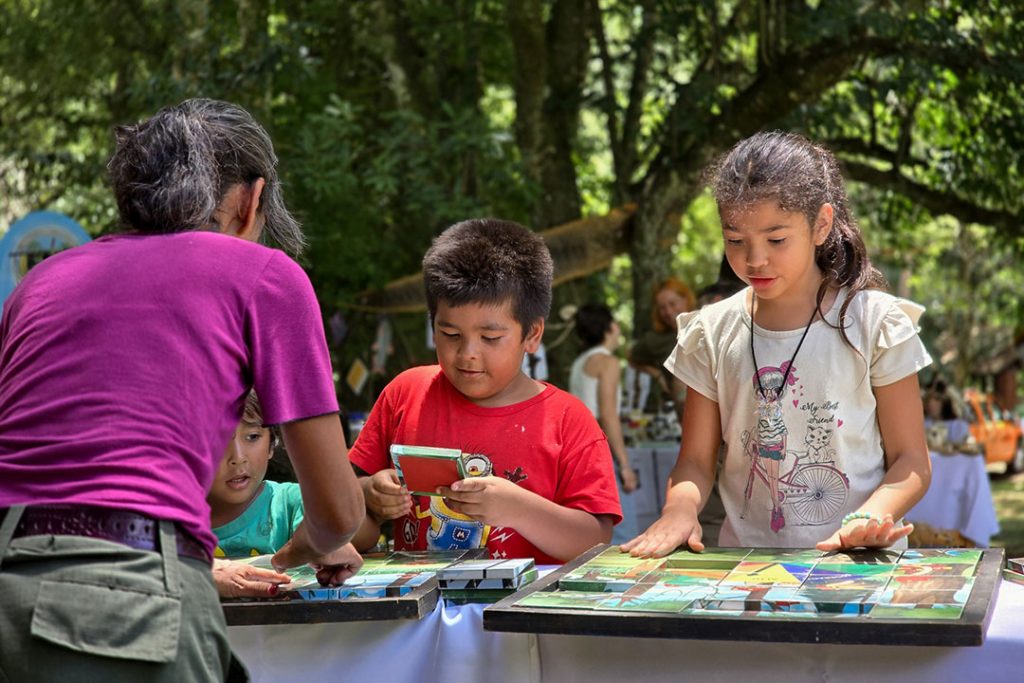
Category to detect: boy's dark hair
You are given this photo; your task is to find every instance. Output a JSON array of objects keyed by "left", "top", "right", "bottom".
[
  {"left": 241, "top": 390, "right": 280, "bottom": 449},
  {"left": 574, "top": 303, "right": 614, "bottom": 348},
  {"left": 422, "top": 218, "right": 553, "bottom": 336},
  {"left": 707, "top": 131, "right": 887, "bottom": 346},
  {"left": 107, "top": 98, "right": 304, "bottom": 256}
]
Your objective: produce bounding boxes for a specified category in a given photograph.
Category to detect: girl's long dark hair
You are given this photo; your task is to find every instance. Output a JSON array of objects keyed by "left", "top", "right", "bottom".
[{"left": 707, "top": 131, "right": 887, "bottom": 345}]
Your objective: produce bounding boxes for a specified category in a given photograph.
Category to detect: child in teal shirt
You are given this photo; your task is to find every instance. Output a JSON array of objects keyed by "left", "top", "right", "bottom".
[{"left": 209, "top": 392, "right": 363, "bottom": 597}]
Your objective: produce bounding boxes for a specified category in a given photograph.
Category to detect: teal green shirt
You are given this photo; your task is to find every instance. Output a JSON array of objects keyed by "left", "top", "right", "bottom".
[{"left": 212, "top": 480, "right": 304, "bottom": 558}]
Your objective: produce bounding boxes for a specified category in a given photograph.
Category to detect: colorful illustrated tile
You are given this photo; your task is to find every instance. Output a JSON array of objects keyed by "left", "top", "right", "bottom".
[
  {"left": 654, "top": 567, "right": 730, "bottom": 586},
  {"left": 485, "top": 558, "right": 537, "bottom": 580},
  {"left": 898, "top": 548, "right": 982, "bottom": 565},
  {"left": 438, "top": 559, "right": 503, "bottom": 580},
  {"left": 596, "top": 585, "right": 702, "bottom": 613},
  {"left": 886, "top": 575, "right": 973, "bottom": 592},
  {"left": 514, "top": 590, "right": 612, "bottom": 610},
  {"left": 720, "top": 561, "right": 814, "bottom": 586},
  {"left": 816, "top": 549, "right": 902, "bottom": 565},
  {"left": 665, "top": 548, "right": 750, "bottom": 570},
  {"left": 806, "top": 562, "right": 895, "bottom": 578},
  {"left": 793, "top": 586, "right": 884, "bottom": 612},
  {"left": 742, "top": 549, "right": 825, "bottom": 564},
  {"left": 869, "top": 603, "right": 964, "bottom": 620},
  {"left": 889, "top": 561, "right": 975, "bottom": 578},
  {"left": 686, "top": 585, "right": 774, "bottom": 612},
  {"left": 800, "top": 568, "right": 894, "bottom": 590},
  {"left": 876, "top": 587, "right": 968, "bottom": 609}
]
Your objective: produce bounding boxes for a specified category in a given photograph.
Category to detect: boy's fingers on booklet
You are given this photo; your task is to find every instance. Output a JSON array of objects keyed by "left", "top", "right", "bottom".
[{"left": 370, "top": 469, "right": 407, "bottom": 494}]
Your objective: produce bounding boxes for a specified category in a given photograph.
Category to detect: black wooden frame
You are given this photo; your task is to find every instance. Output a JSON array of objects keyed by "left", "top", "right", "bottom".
[{"left": 222, "top": 576, "right": 440, "bottom": 626}]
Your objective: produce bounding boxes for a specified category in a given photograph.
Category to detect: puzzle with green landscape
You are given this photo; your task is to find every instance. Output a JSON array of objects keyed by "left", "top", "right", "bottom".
[
  {"left": 483, "top": 545, "right": 1004, "bottom": 646},
  {"left": 516, "top": 546, "right": 980, "bottom": 618}
]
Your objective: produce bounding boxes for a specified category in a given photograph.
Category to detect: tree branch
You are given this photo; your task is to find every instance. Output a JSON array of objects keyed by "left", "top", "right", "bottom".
[
  {"left": 589, "top": 0, "right": 623, "bottom": 183},
  {"left": 618, "top": 0, "right": 658, "bottom": 186},
  {"left": 843, "top": 159, "right": 1022, "bottom": 238}
]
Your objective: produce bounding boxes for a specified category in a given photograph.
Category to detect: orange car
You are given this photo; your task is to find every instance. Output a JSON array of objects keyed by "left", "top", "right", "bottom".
[{"left": 963, "top": 389, "right": 1024, "bottom": 473}]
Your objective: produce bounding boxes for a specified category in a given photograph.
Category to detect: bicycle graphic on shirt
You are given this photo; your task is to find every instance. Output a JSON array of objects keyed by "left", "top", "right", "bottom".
[{"left": 739, "top": 429, "right": 850, "bottom": 525}]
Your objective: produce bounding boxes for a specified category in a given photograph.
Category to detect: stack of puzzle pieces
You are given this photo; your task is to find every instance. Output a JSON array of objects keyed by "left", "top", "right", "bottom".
[
  {"left": 1004, "top": 556, "right": 1024, "bottom": 586},
  {"left": 438, "top": 558, "right": 539, "bottom": 603},
  {"left": 514, "top": 547, "right": 983, "bottom": 619},
  {"left": 233, "top": 550, "right": 469, "bottom": 600}
]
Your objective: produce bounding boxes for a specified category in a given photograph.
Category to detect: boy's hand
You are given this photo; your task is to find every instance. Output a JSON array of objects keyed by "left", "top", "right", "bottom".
[
  {"left": 362, "top": 469, "right": 413, "bottom": 521},
  {"left": 437, "top": 476, "right": 523, "bottom": 528},
  {"left": 618, "top": 504, "right": 703, "bottom": 558},
  {"left": 816, "top": 515, "right": 914, "bottom": 551},
  {"left": 310, "top": 542, "right": 364, "bottom": 586},
  {"left": 212, "top": 558, "right": 291, "bottom": 599}
]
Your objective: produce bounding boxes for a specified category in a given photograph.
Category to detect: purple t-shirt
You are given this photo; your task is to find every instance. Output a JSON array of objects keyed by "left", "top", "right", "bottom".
[{"left": 0, "top": 232, "right": 338, "bottom": 555}]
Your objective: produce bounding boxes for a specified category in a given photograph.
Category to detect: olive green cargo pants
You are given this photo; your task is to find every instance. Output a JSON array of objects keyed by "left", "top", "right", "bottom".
[{"left": 0, "top": 505, "right": 242, "bottom": 682}]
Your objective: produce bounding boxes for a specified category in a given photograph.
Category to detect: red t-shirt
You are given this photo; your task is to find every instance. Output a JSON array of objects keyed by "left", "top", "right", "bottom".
[{"left": 349, "top": 366, "right": 621, "bottom": 564}]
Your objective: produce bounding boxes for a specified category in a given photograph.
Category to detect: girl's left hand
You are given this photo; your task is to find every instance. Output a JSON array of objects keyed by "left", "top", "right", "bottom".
[{"left": 815, "top": 514, "right": 914, "bottom": 551}]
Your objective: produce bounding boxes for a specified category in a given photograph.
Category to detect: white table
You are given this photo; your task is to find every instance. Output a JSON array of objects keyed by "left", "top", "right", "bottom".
[
  {"left": 907, "top": 451, "right": 1000, "bottom": 547},
  {"left": 228, "top": 580, "right": 1024, "bottom": 683}
]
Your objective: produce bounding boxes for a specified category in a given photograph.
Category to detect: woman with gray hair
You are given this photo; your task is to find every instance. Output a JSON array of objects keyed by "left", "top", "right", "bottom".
[{"left": 0, "top": 99, "right": 364, "bottom": 681}]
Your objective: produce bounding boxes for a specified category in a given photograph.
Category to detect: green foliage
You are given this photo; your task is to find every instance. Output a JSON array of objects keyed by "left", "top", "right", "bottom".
[
  {"left": 286, "top": 96, "right": 531, "bottom": 307},
  {"left": 2, "top": 0, "right": 1023, "bottom": 399}
]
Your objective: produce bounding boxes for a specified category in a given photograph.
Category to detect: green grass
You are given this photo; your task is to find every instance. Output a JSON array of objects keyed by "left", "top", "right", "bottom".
[{"left": 989, "top": 470, "right": 1024, "bottom": 559}]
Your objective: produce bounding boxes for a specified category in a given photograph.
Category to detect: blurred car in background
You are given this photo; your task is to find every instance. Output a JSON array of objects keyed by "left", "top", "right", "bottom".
[{"left": 963, "top": 388, "right": 1024, "bottom": 473}]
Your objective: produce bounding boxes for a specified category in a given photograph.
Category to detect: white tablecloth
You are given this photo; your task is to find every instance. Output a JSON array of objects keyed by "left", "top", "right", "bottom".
[
  {"left": 229, "top": 581, "right": 1024, "bottom": 683},
  {"left": 907, "top": 451, "right": 1000, "bottom": 547}
]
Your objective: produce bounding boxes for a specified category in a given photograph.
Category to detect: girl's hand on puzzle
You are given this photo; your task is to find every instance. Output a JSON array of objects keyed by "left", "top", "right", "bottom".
[
  {"left": 311, "top": 542, "right": 365, "bottom": 586},
  {"left": 619, "top": 505, "right": 704, "bottom": 558},
  {"left": 816, "top": 514, "right": 914, "bottom": 551},
  {"left": 363, "top": 468, "right": 413, "bottom": 521},
  {"left": 437, "top": 476, "right": 523, "bottom": 528},
  {"left": 212, "top": 558, "right": 291, "bottom": 599}
]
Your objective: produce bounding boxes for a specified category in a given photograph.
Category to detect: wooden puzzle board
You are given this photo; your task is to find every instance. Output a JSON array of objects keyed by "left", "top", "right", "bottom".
[
  {"left": 484, "top": 545, "right": 1004, "bottom": 646},
  {"left": 222, "top": 550, "right": 475, "bottom": 626}
]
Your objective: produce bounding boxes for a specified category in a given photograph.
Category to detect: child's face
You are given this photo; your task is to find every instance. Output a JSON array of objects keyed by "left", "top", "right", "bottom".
[
  {"left": 433, "top": 299, "right": 543, "bottom": 407},
  {"left": 208, "top": 419, "right": 273, "bottom": 510},
  {"left": 721, "top": 200, "right": 831, "bottom": 307}
]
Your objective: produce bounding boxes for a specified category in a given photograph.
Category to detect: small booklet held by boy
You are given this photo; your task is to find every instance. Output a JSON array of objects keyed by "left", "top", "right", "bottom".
[{"left": 390, "top": 444, "right": 467, "bottom": 496}]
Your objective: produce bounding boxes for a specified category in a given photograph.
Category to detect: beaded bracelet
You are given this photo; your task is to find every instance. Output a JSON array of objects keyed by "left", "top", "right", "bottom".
[{"left": 841, "top": 511, "right": 886, "bottom": 527}]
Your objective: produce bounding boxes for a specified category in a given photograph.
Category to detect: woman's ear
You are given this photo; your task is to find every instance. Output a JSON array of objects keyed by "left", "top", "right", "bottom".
[
  {"left": 524, "top": 319, "right": 545, "bottom": 354},
  {"left": 235, "top": 178, "right": 266, "bottom": 242}
]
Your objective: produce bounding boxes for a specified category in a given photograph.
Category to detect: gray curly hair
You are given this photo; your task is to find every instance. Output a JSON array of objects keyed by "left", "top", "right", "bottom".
[{"left": 107, "top": 98, "right": 304, "bottom": 256}]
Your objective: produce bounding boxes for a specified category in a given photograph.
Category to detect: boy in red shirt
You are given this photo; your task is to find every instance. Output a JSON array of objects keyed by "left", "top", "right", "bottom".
[{"left": 349, "top": 219, "right": 621, "bottom": 564}]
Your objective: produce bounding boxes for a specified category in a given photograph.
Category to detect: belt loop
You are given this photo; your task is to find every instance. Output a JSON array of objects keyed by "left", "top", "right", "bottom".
[
  {"left": 0, "top": 505, "right": 26, "bottom": 570},
  {"left": 157, "top": 519, "right": 182, "bottom": 596}
]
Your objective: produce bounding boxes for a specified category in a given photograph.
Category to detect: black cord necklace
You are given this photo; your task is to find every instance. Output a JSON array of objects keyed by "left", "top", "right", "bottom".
[{"left": 749, "top": 296, "right": 818, "bottom": 402}]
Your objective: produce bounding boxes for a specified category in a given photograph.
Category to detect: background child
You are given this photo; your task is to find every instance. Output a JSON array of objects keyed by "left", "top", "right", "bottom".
[
  {"left": 622, "top": 131, "right": 932, "bottom": 557},
  {"left": 349, "top": 218, "right": 621, "bottom": 564},
  {"left": 569, "top": 303, "right": 639, "bottom": 544},
  {"left": 210, "top": 392, "right": 363, "bottom": 597}
]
